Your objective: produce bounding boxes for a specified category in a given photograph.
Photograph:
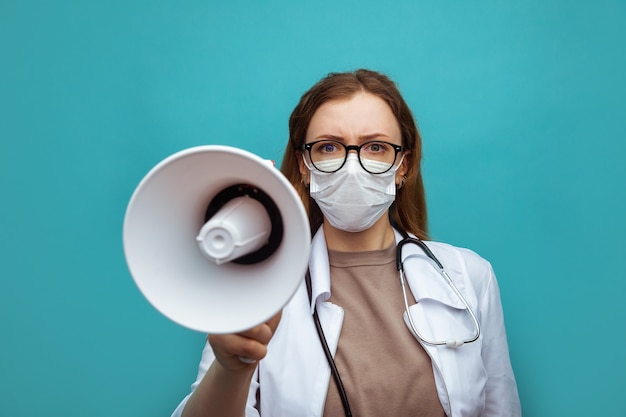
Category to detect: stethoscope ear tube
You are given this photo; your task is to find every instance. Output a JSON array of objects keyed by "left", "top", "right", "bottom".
[
  {"left": 392, "top": 218, "right": 443, "bottom": 270},
  {"left": 396, "top": 236, "right": 443, "bottom": 270}
]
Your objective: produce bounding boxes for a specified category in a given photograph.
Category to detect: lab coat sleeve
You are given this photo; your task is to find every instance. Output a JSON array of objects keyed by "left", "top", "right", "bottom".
[
  {"left": 170, "top": 341, "right": 261, "bottom": 417},
  {"left": 477, "top": 262, "right": 522, "bottom": 417}
]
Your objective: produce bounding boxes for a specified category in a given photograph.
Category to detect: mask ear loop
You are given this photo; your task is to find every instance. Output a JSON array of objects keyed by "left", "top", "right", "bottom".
[{"left": 305, "top": 268, "right": 353, "bottom": 417}]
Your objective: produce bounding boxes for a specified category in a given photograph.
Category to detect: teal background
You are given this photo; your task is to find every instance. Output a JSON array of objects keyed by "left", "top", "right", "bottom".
[{"left": 1, "top": 1, "right": 624, "bottom": 416}]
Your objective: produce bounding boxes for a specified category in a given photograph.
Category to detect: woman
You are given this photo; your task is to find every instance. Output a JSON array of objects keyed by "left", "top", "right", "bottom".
[{"left": 173, "top": 69, "right": 521, "bottom": 417}]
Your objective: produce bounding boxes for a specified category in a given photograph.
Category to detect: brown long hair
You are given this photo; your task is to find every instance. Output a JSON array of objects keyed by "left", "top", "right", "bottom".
[{"left": 280, "top": 69, "right": 429, "bottom": 239}]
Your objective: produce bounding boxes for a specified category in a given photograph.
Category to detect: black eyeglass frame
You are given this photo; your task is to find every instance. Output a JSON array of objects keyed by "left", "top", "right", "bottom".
[{"left": 301, "top": 140, "right": 405, "bottom": 174}]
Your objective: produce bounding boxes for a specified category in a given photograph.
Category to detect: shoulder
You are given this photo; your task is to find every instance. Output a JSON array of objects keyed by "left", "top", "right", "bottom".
[
  {"left": 424, "top": 240, "right": 492, "bottom": 270},
  {"left": 423, "top": 240, "right": 496, "bottom": 295}
]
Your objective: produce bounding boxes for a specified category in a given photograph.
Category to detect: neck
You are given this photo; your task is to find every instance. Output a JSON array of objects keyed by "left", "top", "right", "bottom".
[{"left": 323, "top": 216, "right": 396, "bottom": 252}]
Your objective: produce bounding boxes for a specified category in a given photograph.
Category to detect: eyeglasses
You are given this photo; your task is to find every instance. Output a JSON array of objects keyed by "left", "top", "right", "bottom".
[{"left": 302, "top": 140, "right": 405, "bottom": 174}]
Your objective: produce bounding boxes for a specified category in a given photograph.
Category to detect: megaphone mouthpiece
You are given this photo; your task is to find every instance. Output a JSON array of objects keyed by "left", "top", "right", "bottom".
[
  {"left": 201, "top": 184, "right": 284, "bottom": 265},
  {"left": 197, "top": 192, "right": 272, "bottom": 265}
]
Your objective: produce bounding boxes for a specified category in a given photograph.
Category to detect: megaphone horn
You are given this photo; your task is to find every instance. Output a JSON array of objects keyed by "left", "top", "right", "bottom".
[{"left": 123, "top": 145, "right": 311, "bottom": 334}]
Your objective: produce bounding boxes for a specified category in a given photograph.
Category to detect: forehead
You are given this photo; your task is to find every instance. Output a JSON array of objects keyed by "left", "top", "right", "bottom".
[{"left": 306, "top": 92, "right": 400, "bottom": 140}]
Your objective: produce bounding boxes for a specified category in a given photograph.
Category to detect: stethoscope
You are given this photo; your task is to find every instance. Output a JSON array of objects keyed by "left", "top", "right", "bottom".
[
  {"left": 396, "top": 233, "right": 481, "bottom": 348},
  {"left": 305, "top": 228, "right": 481, "bottom": 417}
]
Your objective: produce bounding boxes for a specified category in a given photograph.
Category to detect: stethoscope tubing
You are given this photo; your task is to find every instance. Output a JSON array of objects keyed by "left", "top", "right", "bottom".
[
  {"left": 396, "top": 236, "right": 481, "bottom": 347},
  {"left": 305, "top": 268, "right": 353, "bottom": 417}
]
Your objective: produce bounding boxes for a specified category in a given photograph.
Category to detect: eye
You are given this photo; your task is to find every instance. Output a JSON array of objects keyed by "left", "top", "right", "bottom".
[
  {"left": 315, "top": 141, "right": 341, "bottom": 154},
  {"left": 321, "top": 143, "right": 336, "bottom": 152},
  {"left": 362, "top": 141, "right": 390, "bottom": 154}
]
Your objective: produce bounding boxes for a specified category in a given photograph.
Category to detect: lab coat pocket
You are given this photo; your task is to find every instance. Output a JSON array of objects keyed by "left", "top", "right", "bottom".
[
  {"left": 405, "top": 301, "right": 487, "bottom": 416},
  {"left": 403, "top": 299, "right": 477, "bottom": 347}
]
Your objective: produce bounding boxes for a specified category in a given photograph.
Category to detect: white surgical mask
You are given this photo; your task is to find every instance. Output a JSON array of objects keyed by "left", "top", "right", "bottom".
[{"left": 308, "top": 153, "right": 400, "bottom": 232}]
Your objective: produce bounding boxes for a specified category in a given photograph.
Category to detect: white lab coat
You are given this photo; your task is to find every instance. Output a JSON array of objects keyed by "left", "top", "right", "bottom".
[{"left": 172, "top": 228, "right": 521, "bottom": 417}]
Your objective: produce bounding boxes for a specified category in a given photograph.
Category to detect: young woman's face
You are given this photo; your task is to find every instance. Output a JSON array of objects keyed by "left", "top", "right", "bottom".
[{"left": 299, "top": 91, "right": 407, "bottom": 182}]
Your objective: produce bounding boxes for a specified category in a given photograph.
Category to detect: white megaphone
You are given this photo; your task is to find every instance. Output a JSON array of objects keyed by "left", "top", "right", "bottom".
[{"left": 123, "top": 145, "right": 311, "bottom": 334}]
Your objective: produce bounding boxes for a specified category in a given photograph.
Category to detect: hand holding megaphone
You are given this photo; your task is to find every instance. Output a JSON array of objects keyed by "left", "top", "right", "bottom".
[
  {"left": 208, "top": 310, "right": 282, "bottom": 370},
  {"left": 123, "top": 146, "right": 310, "bottom": 334}
]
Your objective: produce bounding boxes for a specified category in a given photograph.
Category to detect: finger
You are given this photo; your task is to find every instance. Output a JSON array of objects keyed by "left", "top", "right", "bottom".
[
  {"left": 231, "top": 336, "right": 269, "bottom": 362},
  {"left": 207, "top": 311, "right": 283, "bottom": 369},
  {"left": 209, "top": 333, "right": 267, "bottom": 359},
  {"left": 207, "top": 335, "right": 264, "bottom": 370},
  {"left": 239, "top": 323, "right": 273, "bottom": 345},
  {"left": 265, "top": 310, "right": 282, "bottom": 333},
  {"left": 239, "top": 311, "right": 282, "bottom": 344},
  {"left": 238, "top": 356, "right": 257, "bottom": 364}
]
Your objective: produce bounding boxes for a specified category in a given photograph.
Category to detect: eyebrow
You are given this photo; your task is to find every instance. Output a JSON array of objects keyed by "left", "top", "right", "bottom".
[{"left": 314, "top": 133, "right": 392, "bottom": 142}]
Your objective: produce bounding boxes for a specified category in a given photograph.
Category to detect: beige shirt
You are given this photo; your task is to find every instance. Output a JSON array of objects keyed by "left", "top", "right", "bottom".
[{"left": 323, "top": 244, "right": 446, "bottom": 417}]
